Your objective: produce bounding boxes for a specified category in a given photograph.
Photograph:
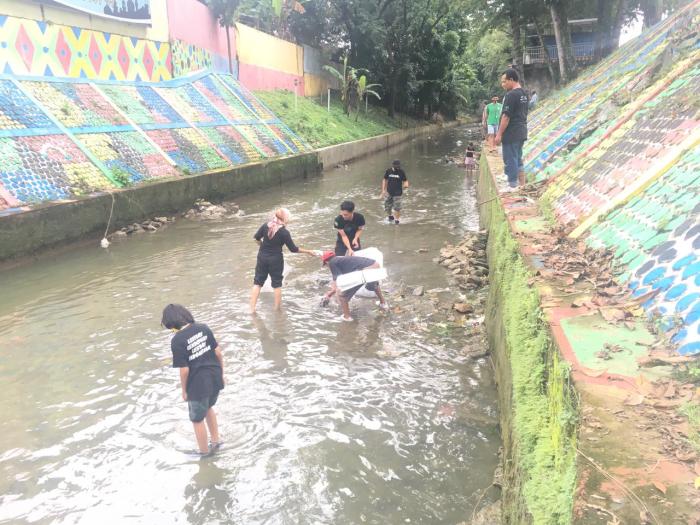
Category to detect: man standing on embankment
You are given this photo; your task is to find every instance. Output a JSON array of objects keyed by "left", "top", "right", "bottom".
[{"left": 495, "top": 68, "right": 529, "bottom": 189}]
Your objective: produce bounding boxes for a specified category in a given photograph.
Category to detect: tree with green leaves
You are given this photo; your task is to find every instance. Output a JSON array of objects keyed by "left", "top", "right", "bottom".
[
  {"left": 546, "top": 0, "right": 577, "bottom": 83},
  {"left": 357, "top": 75, "right": 381, "bottom": 118},
  {"left": 206, "top": 0, "right": 240, "bottom": 75}
]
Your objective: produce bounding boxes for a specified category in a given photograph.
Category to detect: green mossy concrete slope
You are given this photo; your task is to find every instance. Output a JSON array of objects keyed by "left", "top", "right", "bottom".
[
  {"left": 255, "top": 90, "right": 423, "bottom": 149},
  {"left": 479, "top": 160, "right": 578, "bottom": 524}
]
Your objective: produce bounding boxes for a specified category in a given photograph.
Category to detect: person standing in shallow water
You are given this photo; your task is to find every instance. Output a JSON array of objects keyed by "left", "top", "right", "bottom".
[
  {"left": 162, "top": 304, "right": 224, "bottom": 456},
  {"left": 381, "top": 159, "right": 409, "bottom": 225},
  {"left": 464, "top": 142, "right": 478, "bottom": 175},
  {"left": 249, "top": 208, "right": 316, "bottom": 313},
  {"left": 334, "top": 200, "right": 365, "bottom": 256},
  {"left": 495, "top": 68, "right": 529, "bottom": 189},
  {"left": 483, "top": 96, "right": 502, "bottom": 153}
]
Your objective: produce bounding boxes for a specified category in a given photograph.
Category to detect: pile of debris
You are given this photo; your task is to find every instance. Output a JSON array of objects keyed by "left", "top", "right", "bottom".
[
  {"left": 183, "top": 199, "right": 243, "bottom": 220},
  {"left": 111, "top": 216, "right": 174, "bottom": 238},
  {"left": 438, "top": 231, "right": 489, "bottom": 291}
]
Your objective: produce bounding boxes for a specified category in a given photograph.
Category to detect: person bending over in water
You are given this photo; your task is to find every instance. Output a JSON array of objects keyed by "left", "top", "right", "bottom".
[
  {"left": 320, "top": 251, "right": 388, "bottom": 321},
  {"left": 250, "top": 208, "right": 316, "bottom": 313},
  {"left": 162, "top": 304, "right": 224, "bottom": 456}
]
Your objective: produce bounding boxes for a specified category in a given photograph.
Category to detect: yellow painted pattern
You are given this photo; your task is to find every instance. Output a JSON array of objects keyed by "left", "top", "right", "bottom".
[
  {"left": 235, "top": 23, "right": 302, "bottom": 77},
  {"left": 303, "top": 73, "right": 328, "bottom": 97}
]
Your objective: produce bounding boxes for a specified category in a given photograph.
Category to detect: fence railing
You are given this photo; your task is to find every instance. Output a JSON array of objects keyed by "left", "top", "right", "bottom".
[{"left": 524, "top": 43, "right": 596, "bottom": 64}]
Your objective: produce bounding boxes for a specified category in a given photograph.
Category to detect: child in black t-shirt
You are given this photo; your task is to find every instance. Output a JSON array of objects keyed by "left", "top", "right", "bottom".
[{"left": 162, "top": 304, "right": 224, "bottom": 456}]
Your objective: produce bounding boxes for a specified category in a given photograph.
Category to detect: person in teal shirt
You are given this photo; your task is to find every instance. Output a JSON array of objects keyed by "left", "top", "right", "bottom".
[{"left": 483, "top": 95, "right": 502, "bottom": 153}]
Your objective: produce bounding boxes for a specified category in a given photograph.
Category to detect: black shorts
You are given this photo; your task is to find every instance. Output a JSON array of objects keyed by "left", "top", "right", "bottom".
[
  {"left": 335, "top": 240, "right": 360, "bottom": 256},
  {"left": 254, "top": 254, "right": 284, "bottom": 288},
  {"left": 188, "top": 389, "right": 220, "bottom": 422}
]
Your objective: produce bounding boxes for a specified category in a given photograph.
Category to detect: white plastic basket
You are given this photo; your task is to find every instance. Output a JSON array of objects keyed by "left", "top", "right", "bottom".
[{"left": 336, "top": 267, "right": 388, "bottom": 292}]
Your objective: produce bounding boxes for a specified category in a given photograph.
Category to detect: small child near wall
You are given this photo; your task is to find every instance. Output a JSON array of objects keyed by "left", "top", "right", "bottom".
[{"left": 464, "top": 143, "right": 478, "bottom": 175}]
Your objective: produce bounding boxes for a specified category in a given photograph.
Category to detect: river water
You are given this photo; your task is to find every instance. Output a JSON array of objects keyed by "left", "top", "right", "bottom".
[{"left": 0, "top": 126, "right": 499, "bottom": 525}]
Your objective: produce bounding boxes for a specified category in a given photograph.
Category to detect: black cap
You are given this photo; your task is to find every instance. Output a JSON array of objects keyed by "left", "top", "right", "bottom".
[{"left": 392, "top": 159, "right": 401, "bottom": 166}]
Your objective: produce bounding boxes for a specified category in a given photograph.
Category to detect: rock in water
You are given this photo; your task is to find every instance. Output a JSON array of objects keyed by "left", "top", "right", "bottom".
[
  {"left": 453, "top": 303, "right": 474, "bottom": 314},
  {"left": 471, "top": 501, "right": 502, "bottom": 525},
  {"left": 412, "top": 286, "right": 425, "bottom": 297},
  {"left": 463, "top": 346, "right": 490, "bottom": 359}
]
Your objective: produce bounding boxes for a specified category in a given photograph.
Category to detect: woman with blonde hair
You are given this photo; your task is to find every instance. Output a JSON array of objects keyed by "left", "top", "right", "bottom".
[{"left": 249, "top": 208, "right": 316, "bottom": 312}]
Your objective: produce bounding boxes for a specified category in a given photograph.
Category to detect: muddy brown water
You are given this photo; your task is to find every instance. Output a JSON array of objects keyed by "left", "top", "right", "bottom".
[{"left": 0, "top": 126, "right": 499, "bottom": 524}]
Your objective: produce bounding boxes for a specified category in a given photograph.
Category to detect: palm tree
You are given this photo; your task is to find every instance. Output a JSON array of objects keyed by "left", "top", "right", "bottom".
[
  {"left": 356, "top": 75, "right": 381, "bottom": 120},
  {"left": 207, "top": 0, "right": 240, "bottom": 75},
  {"left": 323, "top": 56, "right": 352, "bottom": 115},
  {"left": 324, "top": 57, "right": 381, "bottom": 118}
]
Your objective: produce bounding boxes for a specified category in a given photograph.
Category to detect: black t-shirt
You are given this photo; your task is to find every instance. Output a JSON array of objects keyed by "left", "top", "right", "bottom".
[
  {"left": 466, "top": 150, "right": 474, "bottom": 158},
  {"left": 254, "top": 223, "right": 299, "bottom": 257},
  {"left": 328, "top": 256, "right": 375, "bottom": 280},
  {"left": 384, "top": 168, "right": 407, "bottom": 196},
  {"left": 501, "top": 87, "right": 529, "bottom": 143},
  {"left": 334, "top": 212, "right": 365, "bottom": 246},
  {"left": 171, "top": 323, "right": 224, "bottom": 400}
]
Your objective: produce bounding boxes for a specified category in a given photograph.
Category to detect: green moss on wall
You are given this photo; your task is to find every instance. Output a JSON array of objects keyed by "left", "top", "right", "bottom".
[{"left": 480, "top": 161, "right": 578, "bottom": 524}]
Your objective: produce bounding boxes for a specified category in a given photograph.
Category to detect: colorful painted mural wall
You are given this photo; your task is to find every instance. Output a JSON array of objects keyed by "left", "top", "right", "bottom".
[
  {"left": 528, "top": 0, "right": 700, "bottom": 355},
  {"left": 0, "top": 14, "right": 172, "bottom": 81},
  {"left": 166, "top": 0, "right": 233, "bottom": 77},
  {"left": 0, "top": 71, "right": 309, "bottom": 213}
]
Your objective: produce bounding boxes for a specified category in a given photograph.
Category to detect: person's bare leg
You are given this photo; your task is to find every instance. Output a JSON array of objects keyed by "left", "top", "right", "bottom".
[
  {"left": 375, "top": 286, "right": 387, "bottom": 306},
  {"left": 273, "top": 287, "right": 282, "bottom": 310},
  {"left": 250, "top": 285, "right": 262, "bottom": 313},
  {"left": 338, "top": 294, "right": 352, "bottom": 319},
  {"left": 192, "top": 421, "right": 209, "bottom": 453},
  {"left": 206, "top": 408, "right": 220, "bottom": 444},
  {"left": 394, "top": 210, "right": 401, "bottom": 220}
]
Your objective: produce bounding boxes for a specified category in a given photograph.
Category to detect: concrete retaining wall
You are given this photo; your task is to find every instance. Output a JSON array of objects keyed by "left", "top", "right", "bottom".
[
  {"left": 478, "top": 158, "right": 578, "bottom": 524},
  {"left": 317, "top": 122, "right": 452, "bottom": 168},
  {"left": 0, "top": 153, "right": 320, "bottom": 262}
]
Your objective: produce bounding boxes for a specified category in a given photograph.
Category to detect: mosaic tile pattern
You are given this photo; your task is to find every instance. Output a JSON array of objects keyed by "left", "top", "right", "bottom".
[
  {"left": 237, "top": 125, "right": 279, "bottom": 157},
  {"left": 525, "top": 4, "right": 700, "bottom": 354},
  {"left": 218, "top": 74, "right": 276, "bottom": 120},
  {"left": 0, "top": 72, "right": 310, "bottom": 209},
  {"left": 524, "top": 4, "right": 698, "bottom": 176},
  {"left": 99, "top": 85, "right": 186, "bottom": 126},
  {"left": 22, "top": 81, "right": 128, "bottom": 129},
  {"left": 0, "top": 135, "right": 109, "bottom": 202},
  {"left": 0, "top": 79, "right": 56, "bottom": 131},
  {"left": 194, "top": 75, "right": 257, "bottom": 121},
  {"left": 628, "top": 214, "right": 700, "bottom": 356},
  {"left": 588, "top": 148, "right": 700, "bottom": 276},
  {"left": 77, "top": 132, "right": 179, "bottom": 183},
  {"left": 154, "top": 85, "right": 225, "bottom": 124},
  {"left": 269, "top": 123, "right": 308, "bottom": 153},
  {"left": 171, "top": 39, "right": 214, "bottom": 76},
  {"left": 200, "top": 126, "right": 262, "bottom": 165},
  {"left": 0, "top": 15, "right": 172, "bottom": 81},
  {"left": 585, "top": 147, "right": 700, "bottom": 355},
  {"left": 545, "top": 67, "right": 699, "bottom": 226},
  {"left": 146, "top": 128, "right": 228, "bottom": 173}
]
